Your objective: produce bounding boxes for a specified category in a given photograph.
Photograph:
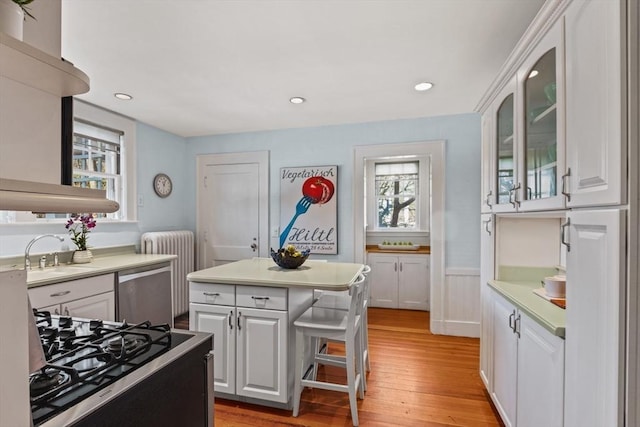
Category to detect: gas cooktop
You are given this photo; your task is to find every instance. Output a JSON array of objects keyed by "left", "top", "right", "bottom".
[{"left": 30, "top": 311, "right": 191, "bottom": 426}]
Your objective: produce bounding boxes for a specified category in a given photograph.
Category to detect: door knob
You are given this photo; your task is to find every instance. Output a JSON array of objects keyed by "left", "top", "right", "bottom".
[{"left": 251, "top": 243, "right": 257, "bottom": 251}]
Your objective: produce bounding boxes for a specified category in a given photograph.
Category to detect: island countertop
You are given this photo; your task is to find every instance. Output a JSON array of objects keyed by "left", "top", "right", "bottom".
[{"left": 187, "top": 257, "right": 364, "bottom": 290}]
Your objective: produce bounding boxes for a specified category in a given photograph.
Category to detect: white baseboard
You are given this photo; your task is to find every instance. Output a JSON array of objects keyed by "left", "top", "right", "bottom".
[{"left": 431, "top": 319, "right": 480, "bottom": 338}]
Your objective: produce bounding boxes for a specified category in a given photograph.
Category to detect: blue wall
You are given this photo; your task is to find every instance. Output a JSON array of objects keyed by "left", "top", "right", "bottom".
[
  {"left": 136, "top": 123, "right": 190, "bottom": 233},
  {"left": 0, "top": 113, "right": 481, "bottom": 269},
  {"left": 186, "top": 113, "right": 481, "bottom": 268}
]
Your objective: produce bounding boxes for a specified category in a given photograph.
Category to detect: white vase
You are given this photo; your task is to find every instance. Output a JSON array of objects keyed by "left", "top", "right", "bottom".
[
  {"left": 0, "top": 0, "right": 24, "bottom": 41},
  {"left": 72, "top": 249, "right": 93, "bottom": 264}
]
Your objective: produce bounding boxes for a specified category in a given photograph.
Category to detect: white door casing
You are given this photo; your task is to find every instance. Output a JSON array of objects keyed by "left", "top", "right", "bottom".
[
  {"left": 196, "top": 151, "right": 269, "bottom": 268},
  {"left": 353, "top": 141, "right": 444, "bottom": 333}
]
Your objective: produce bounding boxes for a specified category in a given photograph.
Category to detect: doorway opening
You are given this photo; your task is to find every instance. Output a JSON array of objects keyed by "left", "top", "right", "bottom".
[{"left": 353, "top": 141, "right": 445, "bottom": 334}]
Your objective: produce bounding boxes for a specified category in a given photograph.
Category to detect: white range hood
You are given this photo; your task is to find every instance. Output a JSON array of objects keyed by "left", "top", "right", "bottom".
[{"left": 0, "top": 178, "right": 119, "bottom": 213}]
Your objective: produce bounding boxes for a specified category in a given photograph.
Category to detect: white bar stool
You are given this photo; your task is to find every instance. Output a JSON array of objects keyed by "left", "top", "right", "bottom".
[
  {"left": 292, "top": 274, "right": 366, "bottom": 426},
  {"left": 312, "top": 265, "right": 372, "bottom": 375}
]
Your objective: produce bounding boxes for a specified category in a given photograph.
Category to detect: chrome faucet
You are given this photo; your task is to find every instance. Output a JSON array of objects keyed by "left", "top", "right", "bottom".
[{"left": 24, "top": 234, "right": 65, "bottom": 270}]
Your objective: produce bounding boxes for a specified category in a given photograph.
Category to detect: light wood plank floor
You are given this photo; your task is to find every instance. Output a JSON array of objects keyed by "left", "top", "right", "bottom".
[{"left": 175, "top": 308, "right": 503, "bottom": 426}]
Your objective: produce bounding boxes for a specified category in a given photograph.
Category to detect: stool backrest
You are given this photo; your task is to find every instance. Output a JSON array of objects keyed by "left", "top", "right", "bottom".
[{"left": 347, "top": 273, "right": 366, "bottom": 328}]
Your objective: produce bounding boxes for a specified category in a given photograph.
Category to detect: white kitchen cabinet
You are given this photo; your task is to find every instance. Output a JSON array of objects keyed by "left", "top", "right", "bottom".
[
  {"left": 479, "top": 214, "right": 494, "bottom": 389},
  {"left": 564, "top": 0, "right": 626, "bottom": 208},
  {"left": 236, "top": 307, "right": 287, "bottom": 401},
  {"left": 564, "top": 209, "right": 625, "bottom": 427},
  {"left": 490, "top": 78, "right": 519, "bottom": 213},
  {"left": 189, "top": 281, "right": 312, "bottom": 406},
  {"left": 491, "top": 293, "right": 518, "bottom": 427},
  {"left": 481, "top": 111, "right": 495, "bottom": 213},
  {"left": 516, "top": 312, "right": 565, "bottom": 427},
  {"left": 367, "top": 252, "right": 429, "bottom": 310},
  {"left": 515, "top": 20, "right": 566, "bottom": 212},
  {"left": 490, "top": 289, "right": 565, "bottom": 427},
  {"left": 190, "top": 302, "right": 236, "bottom": 394},
  {"left": 482, "top": 21, "right": 567, "bottom": 213},
  {"left": 28, "top": 274, "right": 115, "bottom": 321}
]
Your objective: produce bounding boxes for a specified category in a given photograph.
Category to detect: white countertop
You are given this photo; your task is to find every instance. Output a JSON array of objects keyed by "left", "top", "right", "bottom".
[
  {"left": 187, "top": 258, "right": 364, "bottom": 290},
  {"left": 26, "top": 254, "right": 176, "bottom": 288}
]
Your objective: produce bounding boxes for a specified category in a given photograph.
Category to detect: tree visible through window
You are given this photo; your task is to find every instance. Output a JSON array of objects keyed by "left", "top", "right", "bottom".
[{"left": 375, "top": 161, "right": 418, "bottom": 228}]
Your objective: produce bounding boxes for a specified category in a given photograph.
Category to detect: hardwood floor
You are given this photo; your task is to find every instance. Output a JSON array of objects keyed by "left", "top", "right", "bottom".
[{"left": 174, "top": 308, "right": 503, "bottom": 426}]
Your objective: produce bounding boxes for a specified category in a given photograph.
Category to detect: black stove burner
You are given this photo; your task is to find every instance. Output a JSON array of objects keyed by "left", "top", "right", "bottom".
[
  {"left": 30, "top": 312, "right": 176, "bottom": 426},
  {"left": 29, "top": 367, "right": 71, "bottom": 397},
  {"left": 106, "top": 334, "right": 143, "bottom": 355}
]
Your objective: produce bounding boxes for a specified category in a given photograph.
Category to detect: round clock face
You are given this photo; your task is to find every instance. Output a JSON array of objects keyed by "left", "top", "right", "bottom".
[{"left": 153, "top": 173, "right": 173, "bottom": 198}]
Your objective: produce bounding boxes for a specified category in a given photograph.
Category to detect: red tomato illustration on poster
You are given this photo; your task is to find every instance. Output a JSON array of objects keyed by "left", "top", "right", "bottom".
[{"left": 279, "top": 166, "right": 338, "bottom": 254}]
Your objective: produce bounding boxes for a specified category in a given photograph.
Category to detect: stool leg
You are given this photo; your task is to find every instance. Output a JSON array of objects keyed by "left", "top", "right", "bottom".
[
  {"left": 363, "top": 309, "right": 371, "bottom": 372},
  {"left": 345, "top": 331, "right": 360, "bottom": 426},
  {"left": 355, "top": 329, "right": 367, "bottom": 399},
  {"left": 292, "top": 328, "right": 304, "bottom": 417}
]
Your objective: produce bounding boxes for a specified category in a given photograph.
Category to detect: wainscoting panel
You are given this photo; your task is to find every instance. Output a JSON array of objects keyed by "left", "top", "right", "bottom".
[{"left": 439, "top": 268, "right": 480, "bottom": 337}]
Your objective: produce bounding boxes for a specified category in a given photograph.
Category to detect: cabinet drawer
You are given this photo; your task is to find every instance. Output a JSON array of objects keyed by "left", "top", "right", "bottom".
[
  {"left": 28, "top": 274, "right": 114, "bottom": 309},
  {"left": 236, "top": 286, "right": 287, "bottom": 310},
  {"left": 189, "top": 282, "right": 235, "bottom": 306}
]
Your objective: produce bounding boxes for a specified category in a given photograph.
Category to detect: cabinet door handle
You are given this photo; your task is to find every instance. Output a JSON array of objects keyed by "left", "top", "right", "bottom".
[
  {"left": 64, "top": 307, "right": 70, "bottom": 316},
  {"left": 399, "top": 262, "right": 403, "bottom": 272},
  {"left": 562, "top": 168, "right": 571, "bottom": 202},
  {"left": 508, "top": 310, "right": 516, "bottom": 331},
  {"left": 50, "top": 290, "right": 71, "bottom": 297},
  {"left": 394, "top": 262, "right": 397, "bottom": 272},
  {"left": 509, "top": 183, "right": 521, "bottom": 207},
  {"left": 561, "top": 218, "right": 571, "bottom": 252},
  {"left": 515, "top": 314, "right": 521, "bottom": 338},
  {"left": 228, "top": 311, "right": 233, "bottom": 330},
  {"left": 203, "top": 292, "right": 220, "bottom": 297},
  {"left": 483, "top": 218, "right": 492, "bottom": 235},
  {"left": 485, "top": 190, "right": 493, "bottom": 208},
  {"left": 54, "top": 308, "right": 60, "bottom": 315},
  {"left": 237, "top": 312, "right": 241, "bottom": 331},
  {"left": 251, "top": 296, "right": 270, "bottom": 301}
]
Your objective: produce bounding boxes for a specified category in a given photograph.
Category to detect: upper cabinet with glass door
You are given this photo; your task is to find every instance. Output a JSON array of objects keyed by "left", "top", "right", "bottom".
[
  {"left": 516, "top": 21, "right": 566, "bottom": 211},
  {"left": 492, "top": 78, "right": 519, "bottom": 213}
]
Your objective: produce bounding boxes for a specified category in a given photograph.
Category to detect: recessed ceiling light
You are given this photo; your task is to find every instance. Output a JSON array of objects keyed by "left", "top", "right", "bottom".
[
  {"left": 528, "top": 70, "right": 539, "bottom": 78},
  {"left": 114, "top": 93, "right": 133, "bottom": 100},
  {"left": 289, "top": 97, "right": 306, "bottom": 104},
  {"left": 414, "top": 82, "right": 434, "bottom": 92}
]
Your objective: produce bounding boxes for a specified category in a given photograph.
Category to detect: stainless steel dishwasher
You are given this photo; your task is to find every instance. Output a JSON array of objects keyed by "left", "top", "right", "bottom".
[{"left": 116, "top": 263, "right": 173, "bottom": 326}]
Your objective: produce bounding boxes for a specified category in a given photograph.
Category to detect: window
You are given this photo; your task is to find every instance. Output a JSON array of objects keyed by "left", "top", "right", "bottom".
[
  {"left": 0, "top": 100, "right": 135, "bottom": 223},
  {"left": 375, "top": 161, "right": 419, "bottom": 228},
  {"left": 72, "top": 120, "right": 123, "bottom": 220},
  {"left": 366, "top": 156, "right": 430, "bottom": 231}
]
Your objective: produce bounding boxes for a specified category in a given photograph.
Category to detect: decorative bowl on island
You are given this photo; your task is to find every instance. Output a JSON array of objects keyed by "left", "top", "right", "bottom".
[{"left": 270, "top": 245, "right": 310, "bottom": 269}]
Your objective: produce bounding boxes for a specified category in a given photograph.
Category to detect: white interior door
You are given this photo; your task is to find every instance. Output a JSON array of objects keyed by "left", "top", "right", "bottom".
[{"left": 197, "top": 152, "right": 269, "bottom": 268}]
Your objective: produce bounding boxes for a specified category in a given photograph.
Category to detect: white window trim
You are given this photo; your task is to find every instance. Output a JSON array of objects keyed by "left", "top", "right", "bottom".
[
  {"left": 73, "top": 99, "right": 136, "bottom": 221},
  {"left": 365, "top": 157, "right": 430, "bottom": 232}
]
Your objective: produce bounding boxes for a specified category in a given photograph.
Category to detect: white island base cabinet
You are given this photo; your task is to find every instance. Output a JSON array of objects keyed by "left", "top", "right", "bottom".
[{"left": 189, "top": 282, "right": 313, "bottom": 408}]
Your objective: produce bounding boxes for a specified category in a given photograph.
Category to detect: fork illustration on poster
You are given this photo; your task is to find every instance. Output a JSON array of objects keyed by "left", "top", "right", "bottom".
[{"left": 279, "top": 166, "right": 338, "bottom": 254}]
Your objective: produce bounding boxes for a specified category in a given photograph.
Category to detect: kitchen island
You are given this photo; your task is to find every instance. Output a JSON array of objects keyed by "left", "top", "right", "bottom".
[{"left": 187, "top": 257, "right": 364, "bottom": 408}]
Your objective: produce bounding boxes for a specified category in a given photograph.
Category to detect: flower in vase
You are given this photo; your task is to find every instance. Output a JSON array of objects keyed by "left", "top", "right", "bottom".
[{"left": 65, "top": 214, "right": 97, "bottom": 251}]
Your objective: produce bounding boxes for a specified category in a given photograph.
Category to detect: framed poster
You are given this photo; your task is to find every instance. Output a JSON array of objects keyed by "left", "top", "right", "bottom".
[{"left": 279, "top": 165, "right": 338, "bottom": 254}]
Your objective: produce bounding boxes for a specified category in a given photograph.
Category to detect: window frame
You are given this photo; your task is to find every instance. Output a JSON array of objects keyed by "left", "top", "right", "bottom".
[
  {"left": 72, "top": 99, "right": 136, "bottom": 222},
  {"left": 365, "top": 155, "right": 430, "bottom": 233}
]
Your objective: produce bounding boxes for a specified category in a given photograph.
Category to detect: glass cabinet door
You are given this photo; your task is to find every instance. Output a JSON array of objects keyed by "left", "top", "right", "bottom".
[
  {"left": 523, "top": 49, "right": 557, "bottom": 201},
  {"left": 496, "top": 93, "right": 515, "bottom": 206}
]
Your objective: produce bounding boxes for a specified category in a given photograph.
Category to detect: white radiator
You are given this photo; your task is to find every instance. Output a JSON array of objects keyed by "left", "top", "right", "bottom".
[{"left": 141, "top": 230, "right": 194, "bottom": 318}]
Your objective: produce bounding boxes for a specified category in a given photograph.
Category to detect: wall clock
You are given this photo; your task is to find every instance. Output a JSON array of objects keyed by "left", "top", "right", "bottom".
[{"left": 153, "top": 173, "right": 173, "bottom": 198}]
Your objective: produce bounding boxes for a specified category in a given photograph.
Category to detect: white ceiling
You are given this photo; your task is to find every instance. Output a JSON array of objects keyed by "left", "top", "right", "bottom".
[{"left": 61, "top": 0, "right": 545, "bottom": 138}]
